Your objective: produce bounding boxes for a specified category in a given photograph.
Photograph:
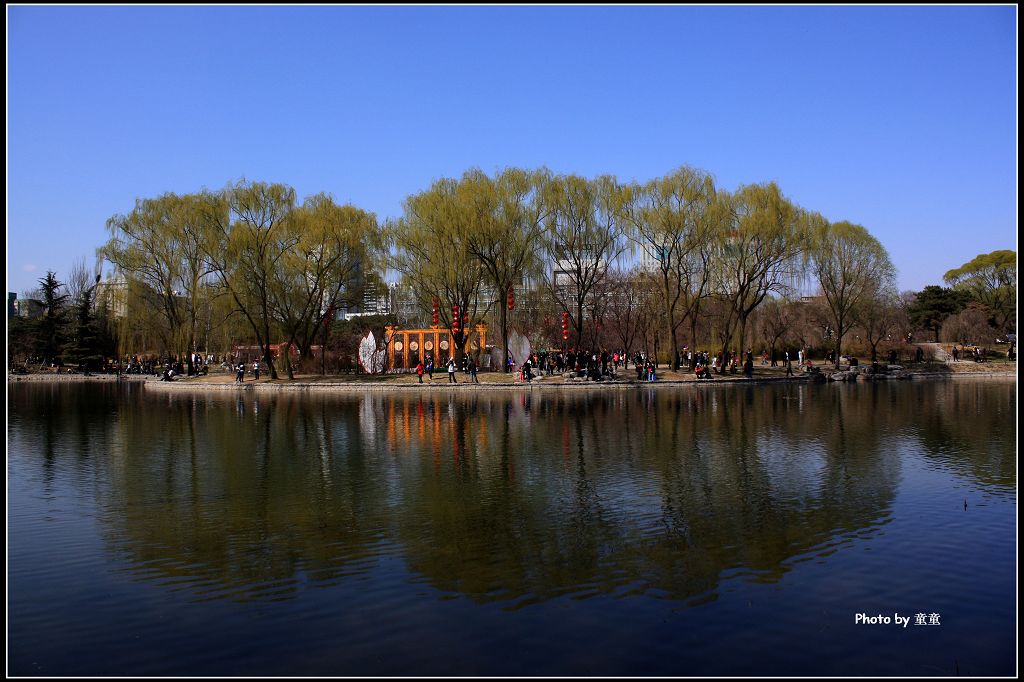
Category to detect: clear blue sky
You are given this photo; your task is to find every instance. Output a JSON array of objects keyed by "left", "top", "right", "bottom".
[{"left": 7, "top": 5, "right": 1017, "bottom": 297}]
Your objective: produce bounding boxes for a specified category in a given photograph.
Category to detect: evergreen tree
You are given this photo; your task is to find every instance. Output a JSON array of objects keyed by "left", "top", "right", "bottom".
[
  {"left": 62, "top": 276, "right": 105, "bottom": 372},
  {"left": 907, "top": 285, "right": 971, "bottom": 342},
  {"left": 34, "top": 271, "right": 69, "bottom": 366}
]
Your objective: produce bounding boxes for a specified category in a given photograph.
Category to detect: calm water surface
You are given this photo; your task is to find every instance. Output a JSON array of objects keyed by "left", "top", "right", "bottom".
[{"left": 7, "top": 379, "right": 1016, "bottom": 676}]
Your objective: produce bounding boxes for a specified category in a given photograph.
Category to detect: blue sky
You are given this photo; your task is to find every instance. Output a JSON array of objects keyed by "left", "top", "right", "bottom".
[{"left": 7, "top": 5, "right": 1017, "bottom": 297}]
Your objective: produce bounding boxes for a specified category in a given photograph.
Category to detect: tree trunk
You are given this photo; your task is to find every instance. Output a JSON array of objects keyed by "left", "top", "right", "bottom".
[
  {"left": 834, "top": 316, "right": 845, "bottom": 368},
  {"left": 576, "top": 301, "right": 585, "bottom": 353},
  {"left": 261, "top": 323, "right": 278, "bottom": 380},
  {"left": 500, "top": 300, "right": 510, "bottom": 373},
  {"left": 689, "top": 317, "right": 699, "bottom": 369}
]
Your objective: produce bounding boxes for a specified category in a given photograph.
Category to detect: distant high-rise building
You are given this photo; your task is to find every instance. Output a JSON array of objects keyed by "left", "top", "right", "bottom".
[{"left": 93, "top": 278, "right": 128, "bottom": 318}]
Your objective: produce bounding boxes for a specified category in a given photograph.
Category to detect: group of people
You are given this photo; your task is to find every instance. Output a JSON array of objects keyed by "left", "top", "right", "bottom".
[
  {"left": 234, "top": 360, "right": 262, "bottom": 383},
  {"left": 689, "top": 348, "right": 758, "bottom": 380},
  {"left": 950, "top": 345, "right": 992, "bottom": 363},
  {"left": 127, "top": 353, "right": 216, "bottom": 377},
  {"left": 415, "top": 355, "right": 479, "bottom": 384}
]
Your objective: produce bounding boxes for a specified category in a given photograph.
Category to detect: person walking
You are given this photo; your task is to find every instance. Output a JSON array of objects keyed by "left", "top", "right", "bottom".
[
  {"left": 785, "top": 351, "right": 793, "bottom": 377},
  {"left": 416, "top": 360, "right": 425, "bottom": 383},
  {"left": 426, "top": 355, "right": 434, "bottom": 380},
  {"left": 468, "top": 357, "right": 479, "bottom": 383},
  {"left": 235, "top": 362, "right": 245, "bottom": 383},
  {"left": 447, "top": 357, "right": 457, "bottom": 384}
]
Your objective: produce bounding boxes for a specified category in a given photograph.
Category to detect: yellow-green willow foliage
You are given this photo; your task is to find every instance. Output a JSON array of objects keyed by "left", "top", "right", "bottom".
[
  {"left": 270, "top": 194, "right": 383, "bottom": 378},
  {"left": 103, "top": 181, "right": 381, "bottom": 379},
  {"left": 463, "top": 168, "right": 550, "bottom": 372},
  {"left": 943, "top": 250, "right": 1016, "bottom": 333},
  {"left": 621, "top": 166, "right": 723, "bottom": 368},
  {"left": 389, "top": 172, "right": 489, "bottom": 360},
  {"left": 812, "top": 220, "right": 897, "bottom": 367},
  {"left": 713, "top": 182, "right": 811, "bottom": 369},
  {"left": 100, "top": 193, "right": 219, "bottom": 369},
  {"left": 540, "top": 174, "right": 629, "bottom": 350}
]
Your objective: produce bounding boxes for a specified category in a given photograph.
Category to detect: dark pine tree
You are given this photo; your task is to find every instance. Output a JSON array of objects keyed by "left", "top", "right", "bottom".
[
  {"left": 62, "top": 277, "right": 105, "bottom": 372},
  {"left": 34, "top": 271, "right": 70, "bottom": 366}
]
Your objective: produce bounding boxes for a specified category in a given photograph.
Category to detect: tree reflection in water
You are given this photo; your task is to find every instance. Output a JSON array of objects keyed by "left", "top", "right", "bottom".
[{"left": 10, "top": 379, "right": 1015, "bottom": 606}]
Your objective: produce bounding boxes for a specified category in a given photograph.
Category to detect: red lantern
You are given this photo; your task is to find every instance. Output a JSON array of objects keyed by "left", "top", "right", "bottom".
[
  {"left": 562, "top": 311, "right": 569, "bottom": 341},
  {"left": 432, "top": 297, "right": 439, "bottom": 326}
]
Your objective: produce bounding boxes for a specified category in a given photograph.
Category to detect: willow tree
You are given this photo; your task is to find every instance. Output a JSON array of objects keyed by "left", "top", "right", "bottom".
[
  {"left": 713, "top": 183, "right": 809, "bottom": 371},
  {"left": 390, "top": 175, "right": 486, "bottom": 365},
  {"left": 268, "top": 194, "right": 382, "bottom": 378},
  {"left": 101, "top": 193, "right": 215, "bottom": 371},
  {"left": 812, "top": 220, "right": 896, "bottom": 367},
  {"left": 541, "top": 174, "right": 628, "bottom": 352},
  {"left": 198, "top": 181, "right": 296, "bottom": 380},
  {"left": 622, "top": 166, "right": 720, "bottom": 369},
  {"left": 462, "top": 168, "right": 549, "bottom": 372},
  {"left": 943, "top": 250, "right": 1016, "bottom": 334}
]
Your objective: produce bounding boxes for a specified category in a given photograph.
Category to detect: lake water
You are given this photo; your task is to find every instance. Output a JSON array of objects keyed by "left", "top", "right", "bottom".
[{"left": 7, "top": 379, "right": 1017, "bottom": 676}]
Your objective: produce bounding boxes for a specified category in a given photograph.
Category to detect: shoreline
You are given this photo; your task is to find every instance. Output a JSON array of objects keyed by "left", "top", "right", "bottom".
[{"left": 9, "top": 366, "right": 1017, "bottom": 393}]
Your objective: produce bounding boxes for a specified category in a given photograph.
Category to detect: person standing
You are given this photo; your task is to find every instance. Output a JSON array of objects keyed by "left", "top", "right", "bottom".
[
  {"left": 447, "top": 357, "right": 457, "bottom": 384},
  {"left": 427, "top": 355, "right": 434, "bottom": 380},
  {"left": 252, "top": 360, "right": 260, "bottom": 381},
  {"left": 236, "top": 362, "right": 245, "bottom": 383},
  {"left": 416, "top": 360, "right": 425, "bottom": 383},
  {"left": 468, "top": 357, "right": 479, "bottom": 383}
]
